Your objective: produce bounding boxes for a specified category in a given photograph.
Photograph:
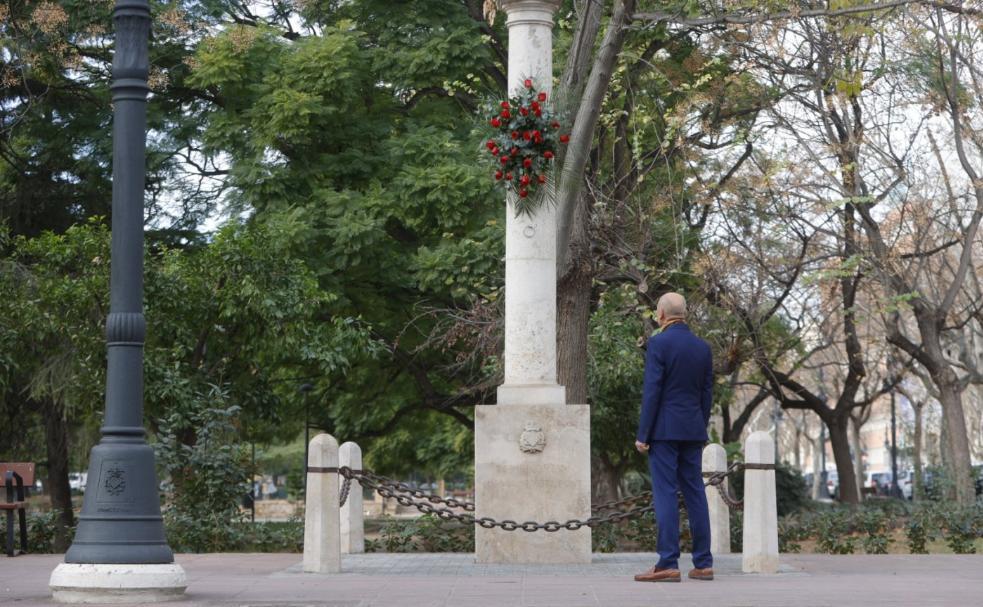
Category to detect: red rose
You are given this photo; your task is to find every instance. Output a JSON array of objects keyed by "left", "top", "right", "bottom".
[
  {"left": 491, "top": 118, "right": 501, "bottom": 127},
  {"left": 523, "top": 158, "right": 532, "bottom": 169},
  {"left": 538, "top": 174, "right": 547, "bottom": 184},
  {"left": 538, "top": 92, "right": 547, "bottom": 102},
  {"left": 486, "top": 140, "right": 496, "bottom": 149},
  {"left": 511, "top": 147, "right": 519, "bottom": 156},
  {"left": 500, "top": 101, "right": 510, "bottom": 109},
  {"left": 520, "top": 107, "right": 529, "bottom": 117},
  {"left": 495, "top": 170, "right": 503, "bottom": 180},
  {"left": 520, "top": 174, "right": 531, "bottom": 185},
  {"left": 523, "top": 131, "right": 532, "bottom": 141},
  {"left": 559, "top": 134, "right": 570, "bottom": 143},
  {"left": 501, "top": 109, "right": 511, "bottom": 119},
  {"left": 524, "top": 79, "right": 533, "bottom": 88},
  {"left": 505, "top": 172, "right": 513, "bottom": 180},
  {"left": 500, "top": 155, "right": 509, "bottom": 164},
  {"left": 511, "top": 131, "right": 519, "bottom": 139},
  {"left": 531, "top": 101, "right": 540, "bottom": 111},
  {"left": 552, "top": 121, "right": 560, "bottom": 129},
  {"left": 544, "top": 150, "right": 554, "bottom": 159},
  {"left": 534, "top": 108, "right": 542, "bottom": 117},
  {"left": 532, "top": 130, "right": 540, "bottom": 138},
  {"left": 534, "top": 135, "right": 542, "bottom": 144}
]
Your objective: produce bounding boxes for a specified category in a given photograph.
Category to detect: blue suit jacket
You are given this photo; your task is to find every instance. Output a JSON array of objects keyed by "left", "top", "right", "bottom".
[{"left": 636, "top": 323, "right": 713, "bottom": 443}]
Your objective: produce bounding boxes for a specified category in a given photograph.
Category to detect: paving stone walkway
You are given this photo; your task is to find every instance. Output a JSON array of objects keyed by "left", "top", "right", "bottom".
[{"left": 4, "top": 552, "right": 982, "bottom": 607}]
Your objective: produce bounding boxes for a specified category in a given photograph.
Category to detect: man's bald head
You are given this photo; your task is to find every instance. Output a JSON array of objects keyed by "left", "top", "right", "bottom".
[{"left": 657, "top": 292, "right": 687, "bottom": 323}]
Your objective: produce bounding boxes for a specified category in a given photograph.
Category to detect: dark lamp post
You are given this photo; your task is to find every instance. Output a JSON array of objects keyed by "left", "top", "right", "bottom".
[{"left": 64, "top": 0, "right": 174, "bottom": 565}]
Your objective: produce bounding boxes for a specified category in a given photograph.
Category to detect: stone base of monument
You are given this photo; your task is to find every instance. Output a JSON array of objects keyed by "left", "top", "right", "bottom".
[
  {"left": 474, "top": 403, "right": 591, "bottom": 564},
  {"left": 49, "top": 563, "right": 187, "bottom": 604}
]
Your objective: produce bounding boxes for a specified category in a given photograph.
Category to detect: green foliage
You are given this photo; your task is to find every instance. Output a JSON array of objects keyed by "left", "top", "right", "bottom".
[
  {"left": 154, "top": 392, "right": 250, "bottom": 553},
  {"left": 365, "top": 515, "right": 474, "bottom": 553},
  {"left": 815, "top": 509, "right": 857, "bottom": 554},
  {"left": 730, "top": 463, "right": 810, "bottom": 517},
  {"left": 856, "top": 509, "right": 892, "bottom": 554},
  {"left": 939, "top": 506, "right": 979, "bottom": 554},
  {"left": 906, "top": 507, "right": 933, "bottom": 554}
]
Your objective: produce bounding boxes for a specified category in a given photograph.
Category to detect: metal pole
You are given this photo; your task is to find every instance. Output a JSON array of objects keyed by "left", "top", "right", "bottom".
[
  {"left": 251, "top": 442, "right": 256, "bottom": 523},
  {"left": 65, "top": 0, "right": 174, "bottom": 564},
  {"left": 301, "top": 384, "right": 313, "bottom": 495},
  {"left": 890, "top": 389, "right": 901, "bottom": 497}
]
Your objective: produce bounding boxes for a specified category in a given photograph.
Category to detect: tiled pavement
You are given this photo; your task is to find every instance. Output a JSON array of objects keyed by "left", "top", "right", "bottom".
[{"left": 4, "top": 552, "right": 982, "bottom": 607}]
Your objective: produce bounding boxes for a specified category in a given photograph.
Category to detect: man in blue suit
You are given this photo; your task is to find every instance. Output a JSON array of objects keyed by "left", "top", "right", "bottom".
[{"left": 633, "top": 292, "right": 714, "bottom": 583}]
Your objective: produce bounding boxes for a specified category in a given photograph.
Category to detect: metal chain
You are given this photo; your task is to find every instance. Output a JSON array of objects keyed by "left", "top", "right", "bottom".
[
  {"left": 332, "top": 460, "right": 760, "bottom": 531},
  {"left": 339, "top": 475, "right": 353, "bottom": 507}
]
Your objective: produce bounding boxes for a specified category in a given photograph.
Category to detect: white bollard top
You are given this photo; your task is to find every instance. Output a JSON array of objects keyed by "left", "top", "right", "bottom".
[
  {"left": 745, "top": 431, "right": 775, "bottom": 465},
  {"left": 339, "top": 441, "right": 362, "bottom": 464},
  {"left": 702, "top": 443, "right": 727, "bottom": 472},
  {"left": 308, "top": 433, "right": 339, "bottom": 467}
]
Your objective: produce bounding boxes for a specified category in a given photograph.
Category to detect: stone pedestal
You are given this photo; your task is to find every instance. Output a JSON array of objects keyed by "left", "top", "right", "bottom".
[
  {"left": 741, "top": 431, "right": 779, "bottom": 573},
  {"left": 474, "top": 404, "right": 591, "bottom": 563},
  {"left": 340, "top": 441, "right": 364, "bottom": 554},
  {"left": 49, "top": 564, "right": 186, "bottom": 604},
  {"left": 702, "top": 443, "right": 731, "bottom": 555}
]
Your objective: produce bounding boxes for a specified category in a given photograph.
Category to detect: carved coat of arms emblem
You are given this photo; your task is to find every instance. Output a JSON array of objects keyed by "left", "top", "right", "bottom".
[
  {"left": 519, "top": 423, "right": 546, "bottom": 453},
  {"left": 104, "top": 468, "right": 127, "bottom": 496}
]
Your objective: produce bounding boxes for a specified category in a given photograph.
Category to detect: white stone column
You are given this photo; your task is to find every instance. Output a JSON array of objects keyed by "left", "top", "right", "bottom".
[
  {"left": 741, "top": 431, "right": 779, "bottom": 573},
  {"left": 303, "top": 434, "right": 341, "bottom": 573},
  {"left": 702, "top": 443, "right": 731, "bottom": 555},
  {"left": 474, "top": 0, "right": 591, "bottom": 564},
  {"left": 497, "top": 0, "right": 565, "bottom": 408},
  {"left": 339, "top": 441, "right": 364, "bottom": 554}
]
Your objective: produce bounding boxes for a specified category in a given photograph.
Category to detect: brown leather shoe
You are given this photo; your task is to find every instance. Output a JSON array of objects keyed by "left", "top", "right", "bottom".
[
  {"left": 688, "top": 567, "right": 714, "bottom": 581},
  {"left": 634, "top": 566, "right": 681, "bottom": 583}
]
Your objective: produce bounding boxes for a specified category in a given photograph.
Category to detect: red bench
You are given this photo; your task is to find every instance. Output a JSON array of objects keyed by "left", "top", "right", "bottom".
[{"left": 1, "top": 463, "right": 33, "bottom": 556}]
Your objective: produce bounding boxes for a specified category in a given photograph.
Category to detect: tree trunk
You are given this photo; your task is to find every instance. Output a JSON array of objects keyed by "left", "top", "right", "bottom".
[
  {"left": 913, "top": 400, "right": 924, "bottom": 501},
  {"left": 850, "top": 416, "right": 864, "bottom": 501},
  {"left": 556, "top": 190, "right": 593, "bottom": 404},
  {"left": 591, "top": 453, "right": 620, "bottom": 506},
  {"left": 43, "top": 401, "right": 75, "bottom": 551},
  {"left": 828, "top": 416, "right": 860, "bottom": 505},
  {"left": 936, "top": 377, "right": 975, "bottom": 504},
  {"left": 811, "top": 434, "right": 823, "bottom": 499},
  {"left": 793, "top": 425, "right": 802, "bottom": 471}
]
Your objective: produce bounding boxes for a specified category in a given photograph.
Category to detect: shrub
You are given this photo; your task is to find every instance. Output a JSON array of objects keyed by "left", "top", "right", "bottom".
[
  {"left": 154, "top": 392, "right": 251, "bottom": 553},
  {"left": 730, "top": 463, "right": 810, "bottom": 517},
  {"left": 366, "top": 515, "right": 474, "bottom": 553},
  {"left": 0, "top": 510, "right": 73, "bottom": 553},
  {"left": 940, "top": 505, "right": 978, "bottom": 554},
  {"left": 815, "top": 509, "right": 856, "bottom": 554},
  {"left": 730, "top": 510, "right": 743, "bottom": 553},
  {"left": 905, "top": 510, "right": 931, "bottom": 554},
  {"left": 856, "top": 509, "right": 892, "bottom": 554}
]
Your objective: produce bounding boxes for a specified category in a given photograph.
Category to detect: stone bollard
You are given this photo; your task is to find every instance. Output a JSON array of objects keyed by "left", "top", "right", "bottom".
[
  {"left": 339, "top": 442, "right": 364, "bottom": 554},
  {"left": 303, "top": 433, "right": 341, "bottom": 573},
  {"left": 702, "top": 443, "right": 730, "bottom": 555},
  {"left": 741, "top": 431, "right": 779, "bottom": 573}
]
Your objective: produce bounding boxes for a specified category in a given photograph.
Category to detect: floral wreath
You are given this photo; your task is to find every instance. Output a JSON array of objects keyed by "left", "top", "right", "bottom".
[{"left": 484, "top": 78, "right": 570, "bottom": 216}]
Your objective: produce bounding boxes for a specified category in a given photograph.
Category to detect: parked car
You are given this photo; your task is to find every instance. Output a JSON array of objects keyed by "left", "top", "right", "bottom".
[
  {"left": 898, "top": 468, "right": 914, "bottom": 500},
  {"left": 68, "top": 472, "right": 87, "bottom": 493},
  {"left": 868, "top": 471, "right": 893, "bottom": 495}
]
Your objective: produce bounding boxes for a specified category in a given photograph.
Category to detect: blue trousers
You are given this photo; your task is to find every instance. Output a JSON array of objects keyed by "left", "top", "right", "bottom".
[{"left": 648, "top": 440, "right": 712, "bottom": 570}]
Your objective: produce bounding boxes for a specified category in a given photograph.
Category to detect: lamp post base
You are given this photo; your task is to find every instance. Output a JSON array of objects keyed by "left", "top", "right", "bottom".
[{"left": 49, "top": 563, "right": 187, "bottom": 604}]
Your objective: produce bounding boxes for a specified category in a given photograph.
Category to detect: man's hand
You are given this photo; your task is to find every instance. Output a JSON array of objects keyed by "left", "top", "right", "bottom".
[{"left": 635, "top": 440, "right": 649, "bottom": 453}]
